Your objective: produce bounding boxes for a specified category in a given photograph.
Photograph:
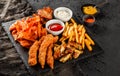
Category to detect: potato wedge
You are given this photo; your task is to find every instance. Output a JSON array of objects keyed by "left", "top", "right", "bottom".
[
  {"left": 73, "top": 50, "right": 83, "bottom": 59},
  {"left": 59, "top": 54, "right": 72, "bottom": 63}
]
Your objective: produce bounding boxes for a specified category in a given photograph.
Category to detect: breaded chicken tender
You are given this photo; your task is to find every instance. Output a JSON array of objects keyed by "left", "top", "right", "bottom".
[
  {"left": 28, "top": 40, "right": 39, "bottom": 66},
  {"left": 38, "top": 34, "right": 58, "bottom": 68},
  {"left": 38, "top": 34, "right": 54, "bottom": 69},
  {"left": 47, "top": 44, "right": 54, "bottom": 69}
]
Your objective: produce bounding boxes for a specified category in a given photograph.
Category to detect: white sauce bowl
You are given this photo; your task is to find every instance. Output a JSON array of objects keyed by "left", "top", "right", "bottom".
[{"left": 54, "top": 7, "right": 73, "bottom": 22}]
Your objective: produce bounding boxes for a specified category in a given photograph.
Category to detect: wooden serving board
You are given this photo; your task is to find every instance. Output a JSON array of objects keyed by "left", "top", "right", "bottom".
[{"left": 2, "top": 19, "right": 104, "bottom": 76}]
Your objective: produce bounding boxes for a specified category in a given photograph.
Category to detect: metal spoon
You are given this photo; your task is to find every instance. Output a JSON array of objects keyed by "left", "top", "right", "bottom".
[{"left": 94, "top": 0, "right": 108, "bottom": 8}]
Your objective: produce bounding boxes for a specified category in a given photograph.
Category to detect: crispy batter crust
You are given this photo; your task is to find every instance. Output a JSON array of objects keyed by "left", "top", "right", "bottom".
[
  {"left": 28, "top": 40, "right": 39, "bottom": 66},
  {"left": 47, "top": 44, "right": 54, "bottom": 69}
]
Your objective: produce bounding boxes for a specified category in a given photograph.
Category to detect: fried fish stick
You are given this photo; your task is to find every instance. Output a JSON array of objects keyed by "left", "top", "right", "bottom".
[
  {"left": 28, "top": 40, "right": 39, "bottom": 66},
  {"left": 38, "top": 34, "right": 54, "bottom": 69},
  {"left": 47, "top": 44, "right": 54, "bottom": 69}
]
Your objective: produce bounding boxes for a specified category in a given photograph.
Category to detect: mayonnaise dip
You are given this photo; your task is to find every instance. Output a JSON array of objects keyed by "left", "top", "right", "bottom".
[{"left": 57, "top": 10, "right": 70, "bottom": 19}]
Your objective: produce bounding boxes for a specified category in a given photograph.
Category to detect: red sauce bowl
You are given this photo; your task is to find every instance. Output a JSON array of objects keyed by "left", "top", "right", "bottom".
[
  {"left": 82, "top": 15, "right": 95, "bottom": 26},
  {"left": 46, "top": 19, "right": 65, "bottom": 35}
]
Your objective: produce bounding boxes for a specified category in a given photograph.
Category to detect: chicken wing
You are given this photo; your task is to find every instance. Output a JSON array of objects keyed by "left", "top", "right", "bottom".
[
  {"left": 37, "top": 7, "right": 53, "bottom": 20},
  {"left": 9, "top": 7, "right": 53, "bottom": 48}
]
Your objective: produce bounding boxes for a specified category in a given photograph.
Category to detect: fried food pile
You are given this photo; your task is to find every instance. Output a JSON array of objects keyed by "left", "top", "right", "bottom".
[
  {"left": 9, "top": 6, "right": 96, "bottom": 69},
  {"left": 28, "top": 34, "right": 58, "bottom": 69},
  {"left": 53, "top": 18, "right": 95, "bottom": 63},
  {"left": 9, "top": 7, "right": 53, "bottom": 48},
  {"left": 9, "top": 6, "right": 58, "bottom": 69}
]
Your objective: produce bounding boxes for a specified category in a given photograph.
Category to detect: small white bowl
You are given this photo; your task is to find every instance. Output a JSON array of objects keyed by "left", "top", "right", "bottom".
[
  {"left": 54, "top": 7, "right": 73, "bottom": 22},
  {"left": 45, "top": 19, "right": 65, "bottom": 35}
]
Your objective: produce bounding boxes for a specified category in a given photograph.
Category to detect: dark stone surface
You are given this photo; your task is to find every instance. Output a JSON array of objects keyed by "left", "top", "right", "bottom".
[
  {"left": 0, "top": 0, "right": 120, "bottom": 76},
  {"left": 0, "top": 0, "right": 33, "bottom": 76},
  {"left": 0, "top": 0, "right": 34, "bottom": 22}
]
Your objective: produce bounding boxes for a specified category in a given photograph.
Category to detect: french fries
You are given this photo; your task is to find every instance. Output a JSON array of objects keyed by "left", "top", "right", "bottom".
[
  {"left": 85, "top": 33, "right": 95, "bottom": 45},
  {"left": 71, "top": 18, "right": 76, "bottom": 24},
  {"left": 73, "top": 50, "right": 83, "bottom": 59},
  {"left": 79, "top": 27, "right": 86, "bottom": 44},
  {"left": 59, "top": 18, "right": 95, "bottom": 52},
  {"left": 85, "top": 39, "right": 92, "bottom": 51},
  {"left": 82, "top": 36, "right": 85, "bottom": 49},
  {"left": 54, "top": 18, "right": 95, "bottom": 63}
]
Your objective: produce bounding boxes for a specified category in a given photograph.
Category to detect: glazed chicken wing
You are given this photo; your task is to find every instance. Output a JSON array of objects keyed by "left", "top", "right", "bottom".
[{"left": 37, "top": 7, "right": 53, "bottom": 20}]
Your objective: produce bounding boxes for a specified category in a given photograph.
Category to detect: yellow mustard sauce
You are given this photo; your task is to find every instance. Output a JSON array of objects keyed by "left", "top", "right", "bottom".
[{"left": 83, "top": 6, "right": 98, "bottom": 15}]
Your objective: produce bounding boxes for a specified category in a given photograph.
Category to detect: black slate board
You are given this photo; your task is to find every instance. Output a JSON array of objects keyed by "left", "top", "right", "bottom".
[{"left": 2, "top": 19, "right": 104, "bottom": 76}]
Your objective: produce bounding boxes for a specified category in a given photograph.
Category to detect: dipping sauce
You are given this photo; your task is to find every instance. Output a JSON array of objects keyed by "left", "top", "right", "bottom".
[
  {"left": 56, "top": 10, "right": 70, "bottom": 20},
  {"left": 49, "top": 23, "right": 63, "bottom": 31},
  {"left": 83, "top": 15, "right": 95, "bottom": 26},
  {"left": 85, "top": 18, "right": 95, "bottom": 23},
  {"left": 54, "top": 7, "right": 73, "bottom": 22},
  {"left": 83, "top": 6, "right": 98, "bottom": 15}
]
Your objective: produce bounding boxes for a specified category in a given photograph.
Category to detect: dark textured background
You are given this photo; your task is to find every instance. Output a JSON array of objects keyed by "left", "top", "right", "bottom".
[{"left": 0, "top": 0, "right": 120, "bottom": 76}]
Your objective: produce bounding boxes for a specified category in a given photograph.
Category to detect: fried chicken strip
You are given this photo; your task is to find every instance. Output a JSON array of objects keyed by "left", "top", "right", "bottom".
[
  {"left": 28, "top": 40, "right": 39, "bottom": 66},
  {"left": 38, "top": 34, "right": 54, "bottom": 69},
  {"left": 47, "top": 44, "right": 54, "bottom": 69},
  {"left": 38, "top": 36, "right": 45, "bottom": 44}
]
